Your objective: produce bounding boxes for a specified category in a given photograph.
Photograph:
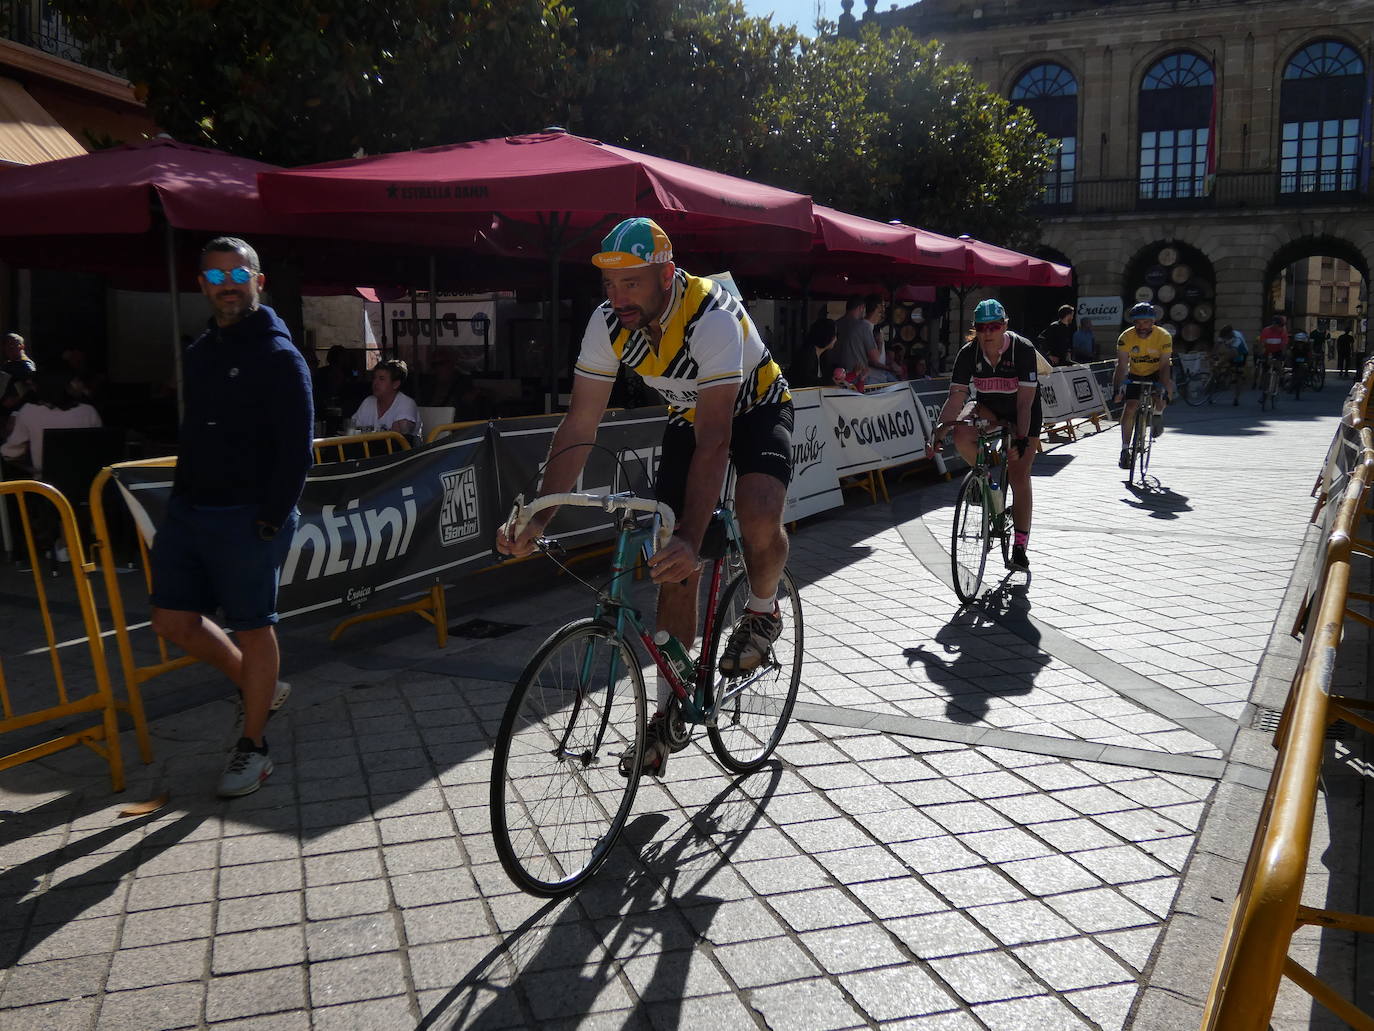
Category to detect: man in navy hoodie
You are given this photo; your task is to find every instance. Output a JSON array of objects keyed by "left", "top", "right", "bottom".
[{"left": 149, "top": 237, "right": 313, "bottom": 797}]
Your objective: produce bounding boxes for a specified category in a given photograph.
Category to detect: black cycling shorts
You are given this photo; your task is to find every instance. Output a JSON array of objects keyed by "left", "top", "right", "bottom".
[
  {"left": 655, "top": 400, "right": 794, "bottom": 519},
  {"left": 1123, "top": 373, "right": 1159, "bottom": 401},
  {"left": 958, "top": 393, "right": 1043, "bottom": 439}
]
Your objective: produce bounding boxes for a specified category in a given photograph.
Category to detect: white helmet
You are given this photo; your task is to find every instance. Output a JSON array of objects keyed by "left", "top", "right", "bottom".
[{"left": 1294, "top": 331, "right": 1309, "bottom": 342}]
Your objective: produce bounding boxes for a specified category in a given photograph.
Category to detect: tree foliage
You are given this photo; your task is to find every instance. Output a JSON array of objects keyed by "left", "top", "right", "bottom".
[{"left": 56, "top": 0, "right": 1053, "bottom": 244}]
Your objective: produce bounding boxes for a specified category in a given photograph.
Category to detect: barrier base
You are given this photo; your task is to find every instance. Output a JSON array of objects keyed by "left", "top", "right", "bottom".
[
  {"left": 330, "top": 583, "right": 448, "bottom": 648},
  {"left": 839, "top": 469, "right": 890, "bottom": 504}
]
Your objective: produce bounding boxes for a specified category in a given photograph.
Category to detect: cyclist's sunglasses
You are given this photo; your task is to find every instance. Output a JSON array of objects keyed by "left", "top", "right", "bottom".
[
  {"left": 975, "top": 321, "right": 1007, "bottom": 331},
  {"left": 202, "top": 266, "right": 256, "bottom": 286}
]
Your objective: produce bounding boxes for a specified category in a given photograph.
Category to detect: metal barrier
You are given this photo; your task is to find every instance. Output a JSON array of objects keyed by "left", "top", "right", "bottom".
[
  {"left": 1, "top": 479, "right": 130, "bottom": 790},
  {"left": 1201, "top": 362, "right": 1374, "bottom": 1028},
  {"left": 312, "top": 429, "right": 410, "bottom": 463}
]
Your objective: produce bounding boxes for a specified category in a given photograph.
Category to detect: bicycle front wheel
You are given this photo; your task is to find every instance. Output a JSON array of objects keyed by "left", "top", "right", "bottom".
[
  {"left": 489, "top": 618, "right": 646, "bottom": 896},
  {"left": 951, "top": 472, "right": 990, "bottom": 603},
  {"left": 1312, "top": 359, "right": 1326, "bottom": 392},
  {"left": 705, "top": 567, "right": 804, "bottom": 773},
  {"left": 1129, "top": 405, "right": 1151, "bottom": 484}
]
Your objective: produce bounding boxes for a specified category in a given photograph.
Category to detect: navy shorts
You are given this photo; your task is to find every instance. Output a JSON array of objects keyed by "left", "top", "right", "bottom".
[
  {"left": 149, "top": 496, "right": 299, "bottom": 631},
  {"left": 1123, "top": 373, "right": 1159, "bottom": 401},
  {"left": 655, "top": 400, "right": 794, "bottom": 519}
]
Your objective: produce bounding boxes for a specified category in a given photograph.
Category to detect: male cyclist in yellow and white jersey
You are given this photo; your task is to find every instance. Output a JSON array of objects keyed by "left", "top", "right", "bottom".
[
  {"left": 1113, "top": 302, "right": 1173, "bottom": 469},
  {"left": 495, "top": 217, "right": 793, "bottom": 778}
]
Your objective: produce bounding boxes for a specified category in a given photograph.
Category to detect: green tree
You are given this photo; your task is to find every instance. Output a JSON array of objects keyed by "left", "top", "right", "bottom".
[
  {"left": 53, "top": 0, "right": 573, "bottom": 166},
  {"left": 551, "top": 0, "right": 800, "bottom": 176},
  {"left": 764, "top": 26, "right": 1055, "bottom": 246}
]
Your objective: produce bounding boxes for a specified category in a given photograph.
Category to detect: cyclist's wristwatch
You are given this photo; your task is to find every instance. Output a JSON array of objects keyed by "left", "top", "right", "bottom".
[{"left": 1014, "top": 436, "right": 1029, "bottom": 453}]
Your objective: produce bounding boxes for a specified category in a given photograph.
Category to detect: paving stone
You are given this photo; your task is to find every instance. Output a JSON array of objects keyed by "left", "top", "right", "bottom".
[
  {"left": 308, "top": 952, "right": 408, "bottom": 1008},
  {"left": 125, "top": 868, "right": 217, "bottom": 912},
  {"left": 681, "top": 896, "right": 784, "bottom": 945},
  {"left": 888, "top": 912, "right": 997, "bottom": 960},
  {"left": 205, "top": 966, "right": 308, "bottom": 1023},
  {"left": 928, "top": 950, "right": 1043, "bottom": 1005},
  {"left": 16, "top": 914, "right": 120, "bottom": 964},
  {"left": 304, "top": 879, "right": 392, "bottom": 920},
  {"left": 96, "top": 982, "right": 205, "bottom": 1031},
  {"left": 619, "top": 949, "right": 732, "bottom": 1002},
  {"left": 218, "top": 861, "right": 303, "bottom": 900},
  {"left": 747, "top": 977, "right": 866, "bottom": 1031},
  {"left": 0, "top": 997, "right": 98, "bottom": 1031},
  {"left": 217, "top": 892, "right": 303, "bottom": 935},
  {"left": 714, "top": 935, "right": 821, "bottom": 988},
  {"left": 799, "top": 922, "right": 908, "bottom": 973},
  {"left": 106, "top": 939, "right": 209, "bottom": 991},
  {"left": 401, "top": 900, "right": 491, "bottom": 946},
  {"left": 647, "top": 992, "right": 759, "bottom": 1031},
  {"left": 925, "top": 867, "right": 1024, "bottom": 908},
  {"left": 839, "top": 964, "right": 958, "bottom": 1022},
  {"left": 1063, "top": 981, "right": 1141, "bottom": 1030},
  {"left": 213, "top": 926, "right": 307, "bottom": 975},
  {"left": 310, "top": 995, "right": 416, "bottom": 1031},
  {"left": 972, "top": 993, "right": 1094, "bottom": 1029}
]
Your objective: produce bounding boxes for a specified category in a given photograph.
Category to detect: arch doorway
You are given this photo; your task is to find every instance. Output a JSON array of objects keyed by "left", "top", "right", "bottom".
[{"left": 1263, "top": 236, "right": 1369, "bottom": 363}]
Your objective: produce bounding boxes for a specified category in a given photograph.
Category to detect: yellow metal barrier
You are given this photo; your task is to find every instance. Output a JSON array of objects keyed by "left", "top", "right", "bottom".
[
  {"left": 1201, "top": 398, "right": 1374, "bottom": 1027},
  {"left": 1, "top": 480, "right": 130, "bottom": 790},
  {"left": 312, "top": 429, "right": 411, "bottom": 464},
  {"left": 425, "top": 419, "right": 487, "bottom": 444}
]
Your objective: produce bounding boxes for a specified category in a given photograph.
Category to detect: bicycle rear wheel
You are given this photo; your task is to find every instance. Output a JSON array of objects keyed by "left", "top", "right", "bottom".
[
  {"left": 1312, "top": 358, "right": 1326, "bottom": 392},
  {"left": 951, "top": 472, "right": 990, "bottom": 603},
  {"left": 704, "top": 567, "right": 804, "bottom": 773},
  {"left": 489, "top": 618, "right": 646, "bottom": 896},
  {"left": 1181, "top": 368, "right": 1208, "bottom": 406}
]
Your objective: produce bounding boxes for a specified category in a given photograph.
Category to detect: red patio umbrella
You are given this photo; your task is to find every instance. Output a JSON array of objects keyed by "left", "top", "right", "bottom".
[{"left": 259, "top": 130, "right": 817, "bottom": 408}]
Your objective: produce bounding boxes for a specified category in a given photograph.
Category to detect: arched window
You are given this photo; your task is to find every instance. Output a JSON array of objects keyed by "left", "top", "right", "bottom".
[
  {"left": 1280, "top": 40, "right": 1366, "bottom": 195},
  {"left": 1012, "top": 64, "right": 1078, "bottom": 206},
  {"left": 1138, "top": 53, "right": 1215, "bottom": 202}
]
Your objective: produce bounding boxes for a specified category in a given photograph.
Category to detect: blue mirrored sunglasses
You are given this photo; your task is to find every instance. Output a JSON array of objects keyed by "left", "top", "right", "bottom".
[{"left": 203, "top": 266, "right": 255, "bottom": 285}]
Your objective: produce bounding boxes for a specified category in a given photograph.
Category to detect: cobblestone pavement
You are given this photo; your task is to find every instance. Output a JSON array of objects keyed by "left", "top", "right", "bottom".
[{"left": 0, "top": 385, "right": 1359, "bottom": 1030}]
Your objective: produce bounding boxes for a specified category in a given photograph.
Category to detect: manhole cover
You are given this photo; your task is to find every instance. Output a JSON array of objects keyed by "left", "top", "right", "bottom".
[{"left": 449, "top": 618, "right": 527, "bottom": 639}]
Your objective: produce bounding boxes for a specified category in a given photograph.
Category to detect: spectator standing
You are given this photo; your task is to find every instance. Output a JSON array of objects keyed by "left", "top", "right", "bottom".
[
  {"left": 1037, "top": 305, "right": 1076, "bottom": 366},
  {"left": 1337, "top": 327, "right": 1355, "bottom": 378},
  {"left": 833, "top": 295, "right": 873, "bottom": 381},
  {"left": 789, "top": 314, "right": 839, "bottom": 388},
  {"left": 148, "top": 236, "right": 314, "bottom": 798},
  {"left": 863, "top": 295, "right": 898, "bottom": 383},
  {"left": 351, "top": 359, "right": 422, "bottom": 438},
  {"left": 1071, "top": 318, "right": 1096, "bottom": 363}
]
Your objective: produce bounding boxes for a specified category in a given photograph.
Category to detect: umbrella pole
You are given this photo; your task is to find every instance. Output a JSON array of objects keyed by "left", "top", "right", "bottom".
[
  {"left": 165, "top": 222, "right": 184, "bottom": 427},
  {"left": 429, "top": 254, "right": 438, "bottom": 398},
  {"left": 546, "top": 213, "right": 568, "bottom": 415}
]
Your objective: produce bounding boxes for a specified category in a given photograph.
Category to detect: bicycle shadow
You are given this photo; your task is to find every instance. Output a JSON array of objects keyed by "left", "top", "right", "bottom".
[
  {"left": 901, "top": 602, "right": 1050, "bottom": 724},
  {"left": 418, "top": 762, "right": 784, "bottom": 1029},
  {"left": 1122, "top": 481, "right": 1193, "bottom": 519}
]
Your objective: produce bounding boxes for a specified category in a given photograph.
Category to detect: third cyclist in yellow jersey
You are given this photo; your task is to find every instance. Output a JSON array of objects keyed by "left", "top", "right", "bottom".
[{"left": 1112, "top": 302, "right": 1174, "bottom": 469}]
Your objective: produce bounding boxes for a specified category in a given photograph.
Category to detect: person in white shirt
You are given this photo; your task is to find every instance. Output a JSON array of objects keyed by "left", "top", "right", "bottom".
[
  {"left": 351, "top": 359, "right": 421, "bottom": 438},
  {"left": 1, "top": 373, "right": 101, "bottom": 476}
]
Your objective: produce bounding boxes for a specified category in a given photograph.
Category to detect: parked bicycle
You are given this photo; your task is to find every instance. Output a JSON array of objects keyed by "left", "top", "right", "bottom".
[
  {"left": 488, "top": 490, "right": 804, "bottom": 896},
  {"left": 1173, "top": 353, "right": 1210, "bottom": 407},
  {"left": 942, "top": 421, "right": 1016, "bottom": 604}
]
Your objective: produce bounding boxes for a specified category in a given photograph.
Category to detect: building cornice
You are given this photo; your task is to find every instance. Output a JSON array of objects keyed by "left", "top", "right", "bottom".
[{"left": 0, "top": 38, "right": 140, "bottom": 107}]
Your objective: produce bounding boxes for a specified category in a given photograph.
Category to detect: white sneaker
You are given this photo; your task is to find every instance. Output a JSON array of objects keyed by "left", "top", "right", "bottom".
[
  {"left": 229, "top": 681, "right": 291, "bottom": 746},
  {"left": 718, "top": 608, "right": 783, "bottom": 677},
  {"left": 218, "top": 738, "right": 273, "bottom": 797}
]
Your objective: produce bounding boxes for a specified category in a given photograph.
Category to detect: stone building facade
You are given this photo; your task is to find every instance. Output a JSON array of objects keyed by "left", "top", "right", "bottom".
[{"left": 869, "top": 0, "right": 1374, "bottom": 353}]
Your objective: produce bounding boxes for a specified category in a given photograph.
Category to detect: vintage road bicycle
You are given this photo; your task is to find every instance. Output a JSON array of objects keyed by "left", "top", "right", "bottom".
[
  {"left": 1172, "top": 353, "right": 1210, "bottom": 407},
  {"left": 1126, "top": 380, "right": 1162, "bottom": 487},
  {"left": 488, "top": 490, "right": 804, "bottom": 896},
  {"left": 943, "top": 420, "right": 1016, "bottom": 604},
  {"left": 1259, "top": 353, "right": 1283, "bottom": 410}
]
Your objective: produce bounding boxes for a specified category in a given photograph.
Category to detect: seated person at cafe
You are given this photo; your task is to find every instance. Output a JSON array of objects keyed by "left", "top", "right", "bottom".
[
  {"left": 2, "top": 331, "right": 36, "bottom": 420},
  {"left": 350, "top": 358, "right": 422, "bottom": 438},
  {"left": 886, "top": 343, "right": 908, "bottom": 380},
  {"left": 1, "top": 372, "right": 102, "bottom": 477}
]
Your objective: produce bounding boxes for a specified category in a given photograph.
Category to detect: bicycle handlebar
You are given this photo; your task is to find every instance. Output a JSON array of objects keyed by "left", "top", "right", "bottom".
[{"left": 504, "top": 492, "right": 677, "bottom": 552}]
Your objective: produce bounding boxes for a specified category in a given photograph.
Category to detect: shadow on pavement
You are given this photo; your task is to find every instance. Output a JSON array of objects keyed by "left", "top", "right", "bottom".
[
  {"left": 418, "top": 764, "right": 783, "bottom": 1030},
  {"left": 902, "top": 601, "right": 1050, "bottom": 723},
  {"left": 1123, "top": 483, "right": 1194, "bottom": 519}
]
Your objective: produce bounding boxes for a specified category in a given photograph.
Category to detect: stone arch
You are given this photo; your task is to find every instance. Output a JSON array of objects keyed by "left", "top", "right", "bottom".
[
  {"left": 1261, "top": 232, "right": 1372, "bottom": 332},
  {"left": 1121, "top": 238, "right": 1218, "bottom": 347}
]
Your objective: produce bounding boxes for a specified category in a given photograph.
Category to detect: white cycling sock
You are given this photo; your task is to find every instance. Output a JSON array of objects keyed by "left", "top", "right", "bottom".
[
  {"left": 655, "top": 673, "right": 672, "bottom": 713},
  {"left": 746, "top": 591, "right": 777, "bottom": 614}
]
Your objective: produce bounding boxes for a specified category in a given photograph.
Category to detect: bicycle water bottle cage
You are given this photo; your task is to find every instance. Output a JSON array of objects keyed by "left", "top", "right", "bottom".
[{"left": 698, "top": 509, "right": 732, "bottom": 560}]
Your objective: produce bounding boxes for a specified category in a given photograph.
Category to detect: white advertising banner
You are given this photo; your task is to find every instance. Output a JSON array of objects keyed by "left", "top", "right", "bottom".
[
  {"left": 1039, "top": 364, "right": 1109, "bottom": 424},
  {"left": 783, "top": 388, "right": 843, "bottom": 522},
  {"left": 1077, "top": 296, "right": 1124, "bottom": 327},
  {"left": 821, "top": 384, "right": 928, "bottom": 476},
  {"left": 909, "top": 379, "right": 965, "bottom": 474}
]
